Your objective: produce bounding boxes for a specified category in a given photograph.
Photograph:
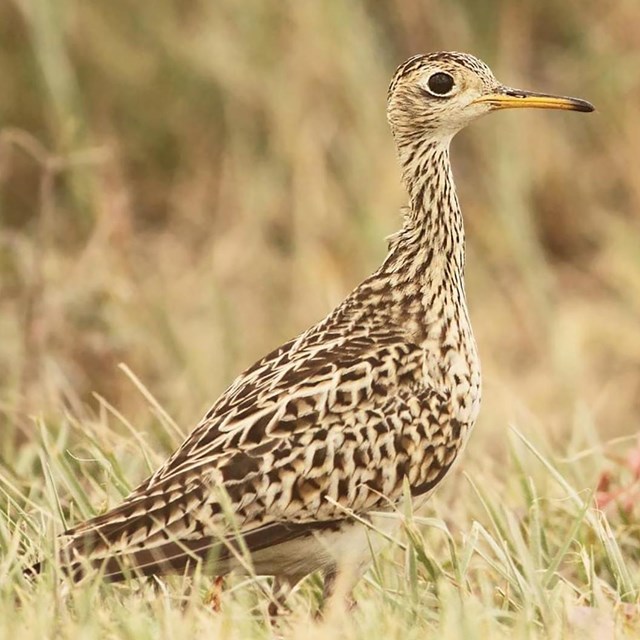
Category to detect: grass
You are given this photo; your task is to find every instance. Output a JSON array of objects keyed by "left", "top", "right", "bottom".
[
  {"left": 3, "top": 409, "right": 640, "bottom": 638},
  {"left": 1, "top": 0, "right": 640, "bottom": 637}
]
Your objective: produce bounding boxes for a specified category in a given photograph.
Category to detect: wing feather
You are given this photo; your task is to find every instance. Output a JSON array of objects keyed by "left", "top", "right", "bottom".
[{"left": 59, "top": 327, "right": 465, "bottom": 579}]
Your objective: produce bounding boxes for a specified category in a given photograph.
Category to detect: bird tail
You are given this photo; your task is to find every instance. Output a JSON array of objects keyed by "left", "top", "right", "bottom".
[
  {"left": 24, "top": 481, "right": 225, "bottom": 582},
  {"left": 25, "top": 521, "right": 227, "bottom": 583}
]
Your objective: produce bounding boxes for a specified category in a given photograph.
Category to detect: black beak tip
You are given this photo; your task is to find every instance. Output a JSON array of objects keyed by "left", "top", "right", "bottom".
[{"left": 576, "top": 98, "right": 596, "bottom": 113}]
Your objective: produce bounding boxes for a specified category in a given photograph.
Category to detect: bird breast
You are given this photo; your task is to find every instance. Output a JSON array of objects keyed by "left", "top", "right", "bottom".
[{"left": 420, "top": 300, "right": 482, "bottom": 429}]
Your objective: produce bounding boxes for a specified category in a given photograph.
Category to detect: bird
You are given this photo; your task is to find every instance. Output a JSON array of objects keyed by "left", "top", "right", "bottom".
[{"left": 27, "top": 51, "right": 594, "bottom": 613}]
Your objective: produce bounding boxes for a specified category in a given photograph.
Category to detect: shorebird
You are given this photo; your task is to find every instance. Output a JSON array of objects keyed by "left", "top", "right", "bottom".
[{"left": 29, "top": 52, "right": 593, "bottom": 612}]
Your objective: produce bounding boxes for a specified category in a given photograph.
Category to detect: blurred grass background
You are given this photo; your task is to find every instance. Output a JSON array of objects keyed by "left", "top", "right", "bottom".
[
  {"left": 1, "top": 0, "right": 638, "bottom": 453},
  {"left": 1, "top": 0, "right": 640, "bottom": 636},
  {"left": 0, "top": 0, "right": 640, "bottom": 640}
]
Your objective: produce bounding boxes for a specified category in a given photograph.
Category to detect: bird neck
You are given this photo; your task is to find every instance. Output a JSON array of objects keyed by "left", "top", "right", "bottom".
[
  {"left": 401, "top": 138, "right": 457, "bottom": 220},
  {"left": 397, "top": 138, "right": 465, "bottom": 281},
  {"left": 375, "top": 138, "right": 469, "bottom": 344}
]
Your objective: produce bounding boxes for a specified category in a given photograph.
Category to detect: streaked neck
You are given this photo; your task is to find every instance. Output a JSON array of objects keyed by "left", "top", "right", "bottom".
[{"left": 391, "top": 139, "right": 465, "bottom": 277}]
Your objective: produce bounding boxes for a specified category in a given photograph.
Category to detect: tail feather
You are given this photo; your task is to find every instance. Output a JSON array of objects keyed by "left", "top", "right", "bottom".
[
  {"left": 65, "top": 480, "right": 206, "bottom": 549},
  {"left": 24, "top": 531, "right": 226, "bottom": 583},
  {"left": 25, "top": 516, "right": 343, "bottom": 583},
  {"left": 70, "top": 536, "right": 225, "bottom": 582}
]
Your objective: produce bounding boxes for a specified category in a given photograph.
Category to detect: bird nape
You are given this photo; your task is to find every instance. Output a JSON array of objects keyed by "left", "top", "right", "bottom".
[{"left": 25, "top": 51, "right": 594, "bottom": 614}]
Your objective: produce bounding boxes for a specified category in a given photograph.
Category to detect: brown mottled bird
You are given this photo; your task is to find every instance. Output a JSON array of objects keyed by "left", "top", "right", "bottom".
[{"left": 29, "top": 52, "right": 593, "bottom": 611}]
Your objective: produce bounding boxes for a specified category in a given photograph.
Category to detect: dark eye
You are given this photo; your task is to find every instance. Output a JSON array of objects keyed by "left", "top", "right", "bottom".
[{"left": 427, "top": 72, "right": 454, "bottom": 96}]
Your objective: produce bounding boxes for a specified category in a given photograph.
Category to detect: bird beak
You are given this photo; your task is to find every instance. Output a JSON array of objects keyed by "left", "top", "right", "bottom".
[{"left": 473, "top": 86, "right": 595, "bottom": 113}]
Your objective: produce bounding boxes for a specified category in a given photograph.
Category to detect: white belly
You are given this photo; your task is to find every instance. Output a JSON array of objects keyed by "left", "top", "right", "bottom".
[{"left": 246, "top": 513, "right": 401, "bottom": 581}]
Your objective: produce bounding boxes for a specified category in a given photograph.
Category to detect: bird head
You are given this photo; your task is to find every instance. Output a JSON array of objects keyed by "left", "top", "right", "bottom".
[{"left": 387, "top": 52, "right": 594, "bottom": 146}]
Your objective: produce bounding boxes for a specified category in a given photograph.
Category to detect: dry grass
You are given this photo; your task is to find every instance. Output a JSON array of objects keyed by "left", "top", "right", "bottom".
[{"left": 1, "top": 0, "right": 640, "bottom": 637}]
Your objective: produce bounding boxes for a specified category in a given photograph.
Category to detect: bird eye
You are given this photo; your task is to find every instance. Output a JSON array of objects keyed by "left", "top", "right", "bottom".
[{"left": 427, "top": 72, "right": 455, "bottom": 96}]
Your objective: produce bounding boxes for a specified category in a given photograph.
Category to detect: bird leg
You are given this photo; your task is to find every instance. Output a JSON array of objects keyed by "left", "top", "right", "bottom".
[
  {"left": 267, "top": 574, "right": 301, "bottom": 620},
  {"left": 316, "top": 567, "right": 358, "bottom": 619},
  {"left": 204, "top": 575, "right": 225, "bottom": 612}
]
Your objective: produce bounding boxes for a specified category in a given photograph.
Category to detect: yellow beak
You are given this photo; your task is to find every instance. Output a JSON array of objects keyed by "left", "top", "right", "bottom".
[{"left": 474, "top": 87, "right": 595, "bottom": 113}]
